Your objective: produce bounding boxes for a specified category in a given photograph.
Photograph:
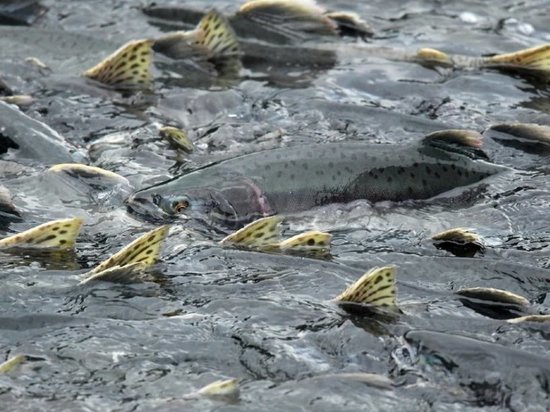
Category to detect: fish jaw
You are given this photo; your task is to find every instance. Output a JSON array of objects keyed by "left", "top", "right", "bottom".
[{"left": 125, "top": 192, "right": 175, "bottom": 223}]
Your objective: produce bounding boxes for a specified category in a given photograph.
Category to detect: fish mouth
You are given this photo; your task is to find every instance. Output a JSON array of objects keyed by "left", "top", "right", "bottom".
[{"left": 125, "top": 193, "right": 176, "bottom": 223}]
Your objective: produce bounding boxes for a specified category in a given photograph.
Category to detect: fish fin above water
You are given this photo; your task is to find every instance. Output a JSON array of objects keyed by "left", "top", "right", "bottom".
[
  {"left": 415, "top": 48, "right": 453, "bottom": 66},
  {"left": 159, "top": 126, "right": 194, "bottom": 153},
  {"left": 483, "top": 44, "right": 550, "bottom": 73},
  {"left": 432, "top": 227, "right": 485, "bottom": 257},
  {"left": 0, "top": 95, "right": 34, "bottom": 107},
  {"left": 79, "top": 262, "right": 149, "bottom": 285},
  {"left": 83, "top": 225, "right": 169, "bottom": 277},
  {"left": 238, "top": 0, "right": 337, "bottom": 39},
  {"left": 0, "top": 354, "right": 26, "bottom": 374},
  {"left": 194, "top": 10, "right": 241, "bottom": 59},
  {"left": 220, "top": 215, "right": 282, "bottom": 247},
  {"left": 487, "top": 123, "right": 550, "bottom": 153},
  {"left": 278, "top": 230, "right": 331, "bottom": 253},
  {"left": 197, "top": 378, "right": 239, "bottom": 397},
  {"left": 323, "top": 11, "right": 373, "bottom": 38},
  {"left": 455, "top": 287, "right": 531, "bottom": 307},
  {"left": 507, "top": 315, "right": 550, "bottom": 324},
  {"left": 334, "top": 266, "right": 397, "bottom": 307},
  {"left": 83, "top": 39, "right": 154, "bottom": 89},
  {"left": 456, "top": 287, "right": 532, "bottom": 320},
  {"left": 0, "top": 185, "right": 20, "bottom": 220},
  {"left": 0, "top": 217, "right": 82, "bottom": 250},
  {"left": 432, "top": 227, "right": 481, "bottom": 244},
  {"left": 422, "top": 129, "right": 489, "bottom": 160},
  {"left": 48, "top": 163, "right": 130, "bottom": 187}
]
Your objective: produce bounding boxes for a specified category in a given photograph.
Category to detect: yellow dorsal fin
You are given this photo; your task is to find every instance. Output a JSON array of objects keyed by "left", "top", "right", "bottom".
[
  {"left": 416, "top": 48, "right": 453, "bottom": 65},
  {"left": 335, "top": 266, "right": 397, "bottom": 307},
  {"left": 220, "top": 215, "right": 282, "bottom": 247},
  {"left": 48, "top": 163, "right": 129, "bottom": 186},
  {"left": 197, "top": 378, "right": 239, "bottom": 397},
  {"left": 432, "top": 227, "right": 482, "bottom": 244},
  {"left": 0, "top": 354, "right": 26, "bottom": 374},
  {"left": 507, "top": 315, "right": 550, "bottom": 324},
  {"left": 484, "top": 44, "right": 550, "bottom": 72},
  {"left": 159, "top": 126, "right": 194, "bottom": 153},
  {"left": 194, "top": 10, "right": 241, "bottom": 59},
  {"left": 0, "top": 218, "right": 82, "bottom": 250},
  {"left": 79, "top": 262, "right": 149, "bottom": 285},
  {"left": 278, "top": 230, "right": 331, "bottom": 252},
  {"left": 83, "top": 39, "right": 154, "bottom": 89},
  {"left": 84, "top": 225, "right": 169, "bottom": 277},
  {"left": 238, "top": 0, "right": 337, "bottom": 36}
]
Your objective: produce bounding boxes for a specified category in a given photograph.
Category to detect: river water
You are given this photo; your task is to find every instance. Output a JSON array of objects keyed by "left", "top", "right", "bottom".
[{"left": 1, "top": 0, "right": 550, "bottom": 410}]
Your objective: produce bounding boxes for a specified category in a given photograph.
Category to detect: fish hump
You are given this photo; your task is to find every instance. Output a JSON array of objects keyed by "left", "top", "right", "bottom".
[
  {"left": 335, "top": 266, "right": 397, "bottom": 307},
  {"left": 0, "top": 217, "right": 82, "bottom": 250}
]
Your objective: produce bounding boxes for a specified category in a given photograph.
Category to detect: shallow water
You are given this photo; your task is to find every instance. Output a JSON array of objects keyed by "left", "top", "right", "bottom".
[{"left": 1, "top": 0, "right": 550, "bottom": 410}]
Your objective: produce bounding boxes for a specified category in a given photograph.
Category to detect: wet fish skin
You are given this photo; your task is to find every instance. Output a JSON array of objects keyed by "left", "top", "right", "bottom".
[
  {"left": 0, "top": 100, "right": 85, "bottom": 164},
  {"left": 126, "top": 130, "right": 507, "bottom": 226}
]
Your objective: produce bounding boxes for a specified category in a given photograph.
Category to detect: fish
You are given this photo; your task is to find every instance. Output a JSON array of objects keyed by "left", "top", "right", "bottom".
[
  {"left": 0, "top": 10, "right": 240, "bottom": 92},
  {"left": 0, "top": 100, "right": 86, "bottom": 164},
  {"left": 455, "top": 287, "right": 535, "bottom": 320},
  {"left": 431, "top": 227, "right": 485, "bottom": 257},
  {"left": 0, "top": 354, "right": 26, "bottom": 374},
  {"left": 334, "top": 266, "right": 397, "bottom": 308},
  {"left": 126, "top": 129, "right": 507, "bottom": 227},
  {"left": 143, "top": 0, "right": 550, "bottom": 77}
]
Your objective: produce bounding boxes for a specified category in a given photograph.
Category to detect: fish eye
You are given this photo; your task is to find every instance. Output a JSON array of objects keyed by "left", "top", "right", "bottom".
[{"left": 172, "top": 200, "right": 189, "bottom": 213}]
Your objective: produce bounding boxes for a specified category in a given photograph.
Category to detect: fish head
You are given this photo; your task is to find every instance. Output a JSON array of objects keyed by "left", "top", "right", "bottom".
[{"left": 125, "top": 186, "right": 241, "bottom": 225}]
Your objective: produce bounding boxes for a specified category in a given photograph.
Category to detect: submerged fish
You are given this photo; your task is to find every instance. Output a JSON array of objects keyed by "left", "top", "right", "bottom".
[
  {"left": 126, "top": 129, "right": 507, "bottom": 227},
  {"left": 144, "top": 0, "right": 550, "bottom": 77}
]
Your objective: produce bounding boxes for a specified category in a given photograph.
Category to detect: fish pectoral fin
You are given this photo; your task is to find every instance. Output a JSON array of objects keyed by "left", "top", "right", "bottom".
[
  {"left": 277, "top": 230, "right": 331, "bottom": 252},
  {"left": 84, "top": 225, "right": 169, "bottom": 277},
  {"left": 79, "top": 262, "right": 149, "bottom": 284},
  {"left": 484, "top": 44, "right": 550, "bottom": 73},
  {"left": 334, "top": 266, "right": 397, "bottom": 307},
  {"left": 238, "top": 0, "right": 337, "bottom": 38},
  {"left": 83, "top": 39, "right": 154, "bottom": 89},
  {"left": 220, "top": 215, "right": 283, "bottom": 247},
  {"left": 0, "top": 217, "right": 83, "bottom": 250},
  {"left": 422, "top": 129, "right": 489, "bottom": 160}
]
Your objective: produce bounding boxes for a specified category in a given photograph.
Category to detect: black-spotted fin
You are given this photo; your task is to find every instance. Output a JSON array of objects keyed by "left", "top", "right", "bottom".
[
  {"left": 507, "top": 315, "right": 550, "bottom": 324},
  {"left": 334, "top": 266, "right": 397, "bottom": 307},
  {"left": 0, "top": 217, "right": 83, "bottom": 250},
  {"left": 83, "top": 225, "right": 169, "bottom": 278},
  {"left": 238, "top": 0, "right": 337, "bottom": 38},
  {"left": 154, "top": 11, "right": 241, "bottom": 61},
  {"left": 83, "top": 39, "right": 154, "bottom": 89},
  {"left": 0, "top": 354, "right": 26, "bottom": 374},
  {"left": 79, "top": 262, "right": 149, "bottom": 285},
  {"left": 278, "top": 230, "right": 331, "bottom": 253},
  {"left": 220, "top": 215, "right": 282, "bottom": 247},
  {"left": 483, "top": 44, "right": 550, "bottom": 73},
  {"left": 159, "top": 126, "right": 194, "bottom": 153}
]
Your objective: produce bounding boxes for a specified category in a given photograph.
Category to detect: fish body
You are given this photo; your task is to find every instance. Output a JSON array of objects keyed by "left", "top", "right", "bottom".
[{"left": 127, "top": 131, "right": 507, "bottom": 226}]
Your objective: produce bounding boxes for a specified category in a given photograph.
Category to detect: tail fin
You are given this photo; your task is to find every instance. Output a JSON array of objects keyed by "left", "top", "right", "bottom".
[
  {"left": 83, "top": 39, "right": 154, "bottom": 89},
  {"left": 82, "top": 225, "right": 169, "bottom": 282},
  {"left": 154, "top": 11, "right": 241, "bottom": 61},
  {"left": 334, "top": 266, "right": 397, "bottom": 307},
  {"left": 0, "top": 218, "right": 82, "bottom": 251},
  {"left": 422, "top": 129, "right": 489, "bottom": 160},
  {"left": 483, "top": 44, "right": 550, "bottom": 73}
]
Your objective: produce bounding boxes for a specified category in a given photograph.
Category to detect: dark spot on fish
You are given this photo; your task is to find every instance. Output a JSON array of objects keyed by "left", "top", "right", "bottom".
[
  {"left": 42, "top": 234, "right": 56, "bottom": 242},
  {"left": 385, "top": 272, "right": 391, "bottom": 278},
  {"left": 408, "top": 187, "right": 413, "bottom": 194},
  {"left": 318, "top": 241, "right": 325, "bottom": 246},
  {"left": 214, "top": 22, "right": 221, "bottom": 31},
  {"left": 59, "top": 239, "right": 67, "bottom": 245},
  {"left": 290, "top": 174, "right": 295, "bottom": 180},
  {"left": 52, "top": 227, "right": 59, "bottom": 231},
  {"left": 398, "top": 167, "right": 405, "bottom": 174},
  {"left": 254, "top": 232, "right": 264, "bottom": 239},
  {"left": 148, "top": 235, "right": 156, "bottom": 243},
  {"left": 426, "top": 166, "right": 432, "bottom": 175},
  {"left": 307, "top": 238, "right": 315, "bottom": 246},
  {"left": 146, "top": 249, "right": 153, "bottom": 255},
  {"left": 465, "top": 171, "right": 469, "bottom": 178},
  {"left": 410, "top": 173, "right": 415, "bottom": 178},
  {"left": 265, "top": 165, "right": 271, "bottom": 171},
  {"left": 130, "top": 63, "right": 140, "bottom": 70},
  {"left": 442, "top": 166, "right": 448, "bottom": 172},
  {"left": 277, "top": 171, "right": 283, "bottom": 178},
  {"left": 303, "top": 164, "right": 308, "bottom": 170},
  {"left": 375, "top": 275, "right": 383, "bottom": 284},
  {"left": 451, "top": 164, "right": 456, "bottom": 170},
  {"left": 413, "top": 162, "right": 419, "bottom": 168},
  {"left": 59, "top": 230, "right": 68, "bottom": 235},
  {"left": 328, "top": 162, "right": 334, "bottom": 168},
  {"left": 435, "top": 172, "right": 441, "bottom": 178},
  {"left": 422, "top": 179, "right": 427, "bottom": 186},
  {"left": 284, "top": 162, "right": 289, "bottom": 169},
  {"left": 387, "top": 176, "right": 393, "bottom": 183},
  {"left": 63, "top": 224, "right": 72, "bottom": 228},
  {"left": 457, "top": 170, "right": 463, "bottom": 176},
  {"left": 129, "top": 54, "right": 137, "bottom": 62},
  {"left": 121, "top": 53, "right": 128, "bottom": 59}
]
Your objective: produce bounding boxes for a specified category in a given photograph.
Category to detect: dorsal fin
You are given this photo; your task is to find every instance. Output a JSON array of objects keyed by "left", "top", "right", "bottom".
[
  {"left": 79, "top": 262, "right": 149, "bottom": 285},
  {"left": 415, "top": 48, "right": 453, "bottom": 66},
  {"left": 48, "top": 163, "right": 130, "bottom": 187},
  {"left": 484, "top": 44, "right": 550, "bottom": 73},
  {"left": 487, "top": 123, "right": 550, "bottom": 152},
  {"left": 334, "top": 266, "right": 397, "bottom": 307},
  {"left": 422, "top": 129, "right": 489, "bottom": 160},
  {"left": 238, "top": 0, "right": 337, "bottom": 38},
  {"left": 278, "top": 230, "right": 331, "bottom": 253},
  {"left": 0, "top": 218, "right": 82, "bottom": 250},
  {"left": 193, "top": 10, "right": 242, "bottom": 59},
  {"left": 159, "top": 126, "right": 194, "bottom": 153},
  {"left": 197, "top": 378, "right": 239, "bottom": 397},
  {"left": 220, "top": 215, "right": 282, "bottom": 247},
  {"left": 508, "top": 315, "right": 550, "bottom": 324},
  {"left": 83, "top": 39, "right": 154, "bottom": 90},
  {"left": 0, "top": 354, "right": 26, "bottom": 374},
  {"left": 83, "top": 225, "right": 169, "bottom": 278},
  {"left": 323, "top": 11, "right": 373, "bottom": 38}
]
